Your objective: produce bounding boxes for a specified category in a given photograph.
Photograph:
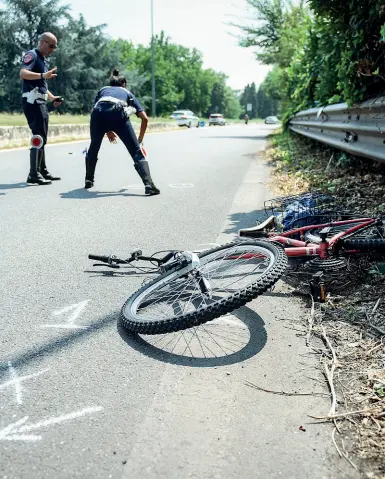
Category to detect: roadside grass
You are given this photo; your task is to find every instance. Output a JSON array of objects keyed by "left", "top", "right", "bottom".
[
  {"left": 0, "top": 112, "right": 265, "bottom": 127},
  {"left": 266, "top": 129, "right": 385, "bottom": 478}
]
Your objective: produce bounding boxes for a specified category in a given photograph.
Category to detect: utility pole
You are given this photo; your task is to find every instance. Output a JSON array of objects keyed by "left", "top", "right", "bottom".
[{"left": 151, "top": 0, "right": 156, "bottom": 117}]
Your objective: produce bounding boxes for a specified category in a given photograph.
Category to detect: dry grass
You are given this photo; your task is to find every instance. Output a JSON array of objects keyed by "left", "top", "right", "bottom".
[{"left": 266, "top": 130, "right": 385, "bottom": 478}]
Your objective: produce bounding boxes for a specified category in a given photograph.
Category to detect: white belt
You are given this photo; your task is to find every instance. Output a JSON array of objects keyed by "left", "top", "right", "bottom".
[
  {"left": 22, "top": 89, "right": 48, "bottom": 103},
  {"left": 95, "top": 96, "right": 136, "bottom": 116},
  {"left": 95, "top": 96, "right": 126, "bottom": 107},
  {"left": 22, "top": 92, "right": 48, "bottom": 100}
]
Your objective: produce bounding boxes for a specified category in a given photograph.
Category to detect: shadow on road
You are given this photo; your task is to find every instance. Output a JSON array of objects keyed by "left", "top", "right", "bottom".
[
  {"left": 84, "top": 268, "right": 155, "bottom": 277},
  {"left": 117, "top": 305, "right": 267, "bottom": 368},
  {"left": 0, "top": 182, "right": 29, "bottom": 190},
  {"left": 60, "top": 188, "right": 145, "bottom": 199},
  {"left": 223, "top": 209, "right": 267, "bottom": 235},
  {"left": 0, "top": 313, "right": 117, "bottom": 370}
]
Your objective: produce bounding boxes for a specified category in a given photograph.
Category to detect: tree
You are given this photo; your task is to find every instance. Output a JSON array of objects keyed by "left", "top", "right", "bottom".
[{"left": 239, "top": 83, "right": 258, "bottom": 118}]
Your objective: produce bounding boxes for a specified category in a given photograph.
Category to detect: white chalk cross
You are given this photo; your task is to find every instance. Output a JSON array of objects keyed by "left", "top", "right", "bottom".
[{"left": 0, "top": 363, "right": 49, "bottom": 405}]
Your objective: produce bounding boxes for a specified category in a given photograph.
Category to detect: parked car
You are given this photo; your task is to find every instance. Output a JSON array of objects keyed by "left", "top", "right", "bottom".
[
  {"left": 209, "top": 114, "right": 226, "bottom": 126},
  {"left": 171, "top": 110, "right": 200, "bottom": 128},
  {"left": 264, "top": 116, "right": 280, "bottom": 124},
  {"left": 170, "top": 110, "right": 190, "bottom": 120}
]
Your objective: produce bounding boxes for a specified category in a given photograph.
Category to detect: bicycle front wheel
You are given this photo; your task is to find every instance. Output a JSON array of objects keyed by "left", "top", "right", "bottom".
[{"left": 121, "top": 240, "right": 287, "bottom": 334}]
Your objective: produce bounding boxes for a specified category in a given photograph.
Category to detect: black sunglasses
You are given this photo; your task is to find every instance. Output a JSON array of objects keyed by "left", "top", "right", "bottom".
[{"left": 44, "top": 40, "right": 57, "bottom": 49}]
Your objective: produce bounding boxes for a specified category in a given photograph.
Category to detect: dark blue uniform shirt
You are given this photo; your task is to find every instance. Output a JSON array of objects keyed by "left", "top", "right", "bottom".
[
  {"left": 20, "top": 49, "right": 48, "bottom": 94},
  {"left": 93, "top": 86, "right": 144, "bottom": 113}
]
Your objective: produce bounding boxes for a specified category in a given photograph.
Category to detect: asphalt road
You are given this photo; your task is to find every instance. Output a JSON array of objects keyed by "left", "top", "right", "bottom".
[{"left": 0, "top": 124, "right": 356, "bottom": 479}]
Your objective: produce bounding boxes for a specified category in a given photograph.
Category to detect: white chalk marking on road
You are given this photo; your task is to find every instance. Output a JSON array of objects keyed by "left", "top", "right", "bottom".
[
  {"left": 41, "top": 300, "right": 89, "bottom": 329},
  {"left": 0, "top": 407, "right": 103, "bottom": 442},
  {"left": 0, "top": 364, "right": 50, "bottom": 405},
  {"left": 169, "top": 183, "right": 194, "bottom": 188}
]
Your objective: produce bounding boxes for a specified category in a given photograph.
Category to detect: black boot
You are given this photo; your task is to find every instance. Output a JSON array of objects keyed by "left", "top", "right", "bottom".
[
  {"left": 39, "top": 149, "right": 61, "bottom": 181},
  {"left": 27, "top": 149, "right": 51, "bottom": 185},
  {"left": 134, "top": 160, "right": 160, "bottom": 196},
  {"left": 84, "top": 155, "right": 96, "bottom": 189}
]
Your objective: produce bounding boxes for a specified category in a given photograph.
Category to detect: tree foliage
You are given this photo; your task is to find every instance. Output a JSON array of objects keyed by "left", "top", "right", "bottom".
[
  {"left": 0, "top": 0, "right": 243, "bottom": 117},
  {"left": 238, "top": 0, "right": 385, "bottom": 120}
]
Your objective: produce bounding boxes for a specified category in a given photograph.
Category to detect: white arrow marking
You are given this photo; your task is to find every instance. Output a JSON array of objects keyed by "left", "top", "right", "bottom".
[
  {"left": 0, "top": 364, "right": 50, "bottom": 405},
  {"left": 42, "top": 300, "right": 89, "bottom": 329},
  {"left": 0, "top": 407, "right": 103, "bottom": 442}
]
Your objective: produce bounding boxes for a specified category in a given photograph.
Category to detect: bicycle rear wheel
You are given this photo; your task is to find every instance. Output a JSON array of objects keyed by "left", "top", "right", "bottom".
[
  {"left": 120, "top": 240, "right": 287, "bottom": 334},
  {"left": 342, "top": 238, "right": 385, "bottom": 252}
]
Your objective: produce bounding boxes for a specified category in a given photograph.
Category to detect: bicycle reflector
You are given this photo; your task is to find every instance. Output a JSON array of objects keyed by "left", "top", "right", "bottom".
[{"left": 30, "top": 135, "right": 44, "bottom": 149}]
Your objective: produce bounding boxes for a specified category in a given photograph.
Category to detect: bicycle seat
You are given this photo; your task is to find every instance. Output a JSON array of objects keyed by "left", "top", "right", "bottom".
[{"left": 238, "top": 215, "right": 277, "bottom": 237}]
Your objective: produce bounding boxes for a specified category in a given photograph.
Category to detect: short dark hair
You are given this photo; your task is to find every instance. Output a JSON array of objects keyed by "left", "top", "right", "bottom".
[{"left": 110, "top": 68, "right": 126, "bottom": 87}]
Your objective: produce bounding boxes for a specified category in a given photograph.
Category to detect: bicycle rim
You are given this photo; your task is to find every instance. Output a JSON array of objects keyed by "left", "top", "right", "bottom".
[{"left": 121, "top": 241, "right": 287, "bottom": 334}]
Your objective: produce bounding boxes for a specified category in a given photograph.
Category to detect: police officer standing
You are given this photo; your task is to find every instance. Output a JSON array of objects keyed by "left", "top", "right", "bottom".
[
  {"left": 20, "top": 32, "right": 64, "bottom": 185},
  {"left": 85, "top": 68, "right": 160, "bottom": 195}
]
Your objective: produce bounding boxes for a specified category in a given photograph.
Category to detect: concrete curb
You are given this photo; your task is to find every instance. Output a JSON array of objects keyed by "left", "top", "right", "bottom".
[{"left": 0, "top": 121, "right": 180, "bottom": 149}]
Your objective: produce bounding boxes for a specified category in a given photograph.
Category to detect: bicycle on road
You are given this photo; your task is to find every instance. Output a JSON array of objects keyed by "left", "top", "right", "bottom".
[
  {"left": 238, "top": 193, "right": 385, "bottom": 299},
  {"left": 89, "top": 193, "right": 385, "bottom": 334},
  {"left": 89, "top": 240, "right": 288, "bottom": 335}
]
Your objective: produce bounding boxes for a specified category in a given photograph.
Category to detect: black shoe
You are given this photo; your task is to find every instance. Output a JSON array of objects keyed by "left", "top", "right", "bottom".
[
  {"left": 42, "top": 172, "right": 61, "bottom": 181},
  {"left": 27, "top": 173, "right": 52, "bottom": 185},
  {"left": 85, "top": 180, "right": 94, "bottom": 189},
  {"left": 145, "top": 183, "right": 160, "bottom": 196}
]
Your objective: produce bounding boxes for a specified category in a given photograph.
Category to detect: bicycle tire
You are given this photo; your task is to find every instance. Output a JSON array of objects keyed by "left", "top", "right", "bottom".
[
  {"left": 342, "top": 238, "right": 385, "bottom": 252},
  {"left": 120, "top": 240, "right": 288, "bottom": 334}
]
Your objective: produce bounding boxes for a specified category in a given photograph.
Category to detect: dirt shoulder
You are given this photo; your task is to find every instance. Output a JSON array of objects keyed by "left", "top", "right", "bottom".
[{"left": 265, "top": 130, "right": 385, "bottom": 478}]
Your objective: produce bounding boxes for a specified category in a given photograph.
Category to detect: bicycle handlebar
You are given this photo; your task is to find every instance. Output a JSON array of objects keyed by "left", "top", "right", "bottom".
[{"left": 88, "top": 254, "right": 110, "bottom": 263}]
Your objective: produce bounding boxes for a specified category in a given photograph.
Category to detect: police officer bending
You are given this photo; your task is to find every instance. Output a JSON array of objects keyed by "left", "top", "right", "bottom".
[
  {"left": 20, "top": 32, "right": 64, "bottom": 185},
  {"left": 85, "top": 68, "right": 160, "bottom": 195}
]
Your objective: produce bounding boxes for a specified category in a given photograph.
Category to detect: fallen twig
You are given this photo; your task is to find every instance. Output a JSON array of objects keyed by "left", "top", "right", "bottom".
[
  {"left": 332, "top": 427, "right": 342, "bottom": 458},
  {"left": 371, "top": 298, "right": 381, "bottom": 314},
  {"left": 322, "top": 326, "right": 339, "bottom": 416},
  {"left": 369, "top": 323, "right": 385, "bottom": 336},
  {"left": 245, "top": 381, "right": 328, "bottom": 397},
  {"left": 309, "top": 405, "right": 384, "bottom": 420},
  {"left": 306, "top": 294, "right": 315, "bottom": 346}
]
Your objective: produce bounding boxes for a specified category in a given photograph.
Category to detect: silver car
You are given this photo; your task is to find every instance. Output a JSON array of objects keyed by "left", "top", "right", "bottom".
[
  {"left": 171, "top": 110, "right": 200, "bottom": 128},
  {"left": 264, "top": 116, "right": 280, "bottom": 124},
  {"left": 209, "top": 114, "right": 226, "bottom": 126}
]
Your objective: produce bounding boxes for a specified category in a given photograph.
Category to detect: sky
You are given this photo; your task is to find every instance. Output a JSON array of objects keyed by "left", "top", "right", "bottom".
[{"left": 64, "top": 0, "right": 271, "bottom": 91}]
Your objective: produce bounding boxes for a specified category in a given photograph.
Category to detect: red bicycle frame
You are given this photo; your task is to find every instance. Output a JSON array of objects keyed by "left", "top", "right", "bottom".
[{"left": 269, "top": 217, "right": 375, "bottom": 258}]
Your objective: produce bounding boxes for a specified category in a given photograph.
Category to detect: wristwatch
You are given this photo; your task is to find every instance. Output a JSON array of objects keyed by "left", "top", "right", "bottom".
[{"left": 41, "top": 73, "right": 44, "bottom": 80}]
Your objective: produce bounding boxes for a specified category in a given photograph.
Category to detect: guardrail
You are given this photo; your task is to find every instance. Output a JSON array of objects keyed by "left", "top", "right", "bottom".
[{"left": 289, "top": 96, "right": 385, "bottom": 163}]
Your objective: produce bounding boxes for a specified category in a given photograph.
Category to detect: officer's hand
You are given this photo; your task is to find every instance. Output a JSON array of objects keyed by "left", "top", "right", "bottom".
[
  {"left": 44, "top": 67, "right": 57, "bottom": 80},
  {"left": 106, "top": 131, "right": 117, "bottom": 144},
  {"left": 53, "top": 97, "right": 64, "bottom": 108}
]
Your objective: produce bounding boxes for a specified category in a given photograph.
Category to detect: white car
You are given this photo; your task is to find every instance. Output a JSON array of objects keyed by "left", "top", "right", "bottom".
[
  {"left": 209, "top": 114, "right": 226, "bottom": 126},
  {"left": 170, "top": 110, "right": 200, "bottom": 128},
  {"left": 264, "top": 116, "right": 280, "bottom": 124}
]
